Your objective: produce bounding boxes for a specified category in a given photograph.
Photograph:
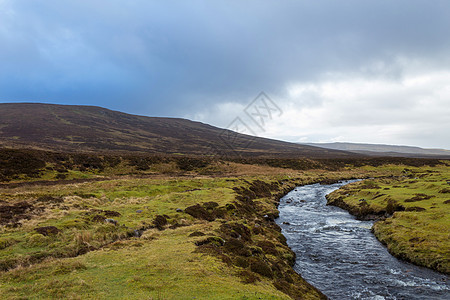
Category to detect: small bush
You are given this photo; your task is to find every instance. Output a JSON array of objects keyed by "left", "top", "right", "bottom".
[
  {"left": 176, "top": 157, "right": 210, "bottom": 171},
  {"left": 0, "top": 237, "right": 17, "bottom": 250},
  {"left": 239, "top": 270, "right": 259, "bottom": 284},
  {"left": 235, "top": 257, "right": 249, "bottom": 268},
  {"left": 249, "top": 259, "right": 273, "bottom": 278},
  {"left": 223, "top": 238, "right": 251, "bottom": 257},
  {"left": 27, "top": 234, "right": 50, "bottom": 247},
  {"left": 256, "top": 240, "right": 278, "bottom": 256},
  {"left": 195, "top": 236, "right": 225, "bottom": 247}
]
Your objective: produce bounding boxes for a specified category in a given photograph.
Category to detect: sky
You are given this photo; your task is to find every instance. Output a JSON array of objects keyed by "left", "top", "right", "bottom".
[{"left": 1, "top": 0, "right": 450, "bottom": 149}]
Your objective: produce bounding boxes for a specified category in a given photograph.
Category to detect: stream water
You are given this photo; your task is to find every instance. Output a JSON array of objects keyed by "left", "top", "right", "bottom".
[{"left": 276, "top": 180, "right": 449, "bottom": 300}]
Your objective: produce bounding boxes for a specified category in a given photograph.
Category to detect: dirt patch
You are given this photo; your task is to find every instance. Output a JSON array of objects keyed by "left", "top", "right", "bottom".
[
  {"left": 405, "top": 206, "right": 426, "bottom": 212},
  {"left": 89, "top": 209, "right": 121, "bottom": 217},
  {"left": 91, "top": 214, "right": 107, "bottom": 223},
  {"left": 36, "top": 195, "right": 64, "bottom": 204},
  {"left": 153, "top": 215, "right": 168, "bottom": 230},
  {"left": 404, "top": 193, "right": 435, "bottom": 203},
  {"left": 386, "top": 199, "right": 405, "bottom": 214},
  {"left": 233, "top": 180, "right": 278, "bottom": 202},
  {"left": 203, "top": 201, "right": 219, "bottom": 210},
  {"left": 0, "top": 201, "right": 34, "bottom": 226},
  {"left": 185, "top": 204, "right": 216, "bottom": 221},
  {"left": 219, "top": 222, "right": 252, "bottom": 242},
  {"left": 35, "top": 226, "right": 61, "bottom": 236},
  {"left": 188, "top": 231, "right": 205, "bottom": 237}
]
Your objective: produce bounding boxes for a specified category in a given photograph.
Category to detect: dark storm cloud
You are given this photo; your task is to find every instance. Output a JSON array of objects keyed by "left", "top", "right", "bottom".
[
  {"left": 1, "top": 0, "right": 449, "bottom": 113},
  {"left": 1, "top": 1, "right": 450, "bottom": 147}
]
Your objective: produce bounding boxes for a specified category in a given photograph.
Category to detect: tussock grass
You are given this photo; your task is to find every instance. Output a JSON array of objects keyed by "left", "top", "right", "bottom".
[{"left": 2, "top": 152, "right": 442, "bottom": 298}]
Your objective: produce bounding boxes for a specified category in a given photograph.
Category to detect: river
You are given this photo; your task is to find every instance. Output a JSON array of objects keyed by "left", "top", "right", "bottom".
[{"left": 276, "top": 180, "right": 449, "bottom": 300}]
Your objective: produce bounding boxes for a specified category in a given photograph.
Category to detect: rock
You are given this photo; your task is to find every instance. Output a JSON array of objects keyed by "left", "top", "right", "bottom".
[
  {"left": 105, "top": 218, "right": 118, "bottom": 225},
  {"left": 263, "top": 214, "right": 275, "bottom": 222},
  {"left": 176, "top": 208, "right": 183, "bottom": 212},
  {"left": 178, "top": 219, "right": 189, "bottom": 226},
  {"left": 136, "top": 210, "right": 143, "bottom": 213},
  {"left": 134, "top": 229, "right": 142, "bottom": 237},
  {"left": 282, "top": 222, "right": 291, "bottom": 225}
]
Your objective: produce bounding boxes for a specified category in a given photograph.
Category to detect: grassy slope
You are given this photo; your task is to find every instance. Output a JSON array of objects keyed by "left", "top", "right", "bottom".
[
  {"left": 1, "top": 154, "right": 447, "bottom": 299},
  {"left": 0, "top": 159, "right": 391, "bottom": 300},
  {"left": 326, "top": 164, "right": 450, "bottom": 274},
  {"left": 0, "top": 175, "right": 294, "bottom": 298}
]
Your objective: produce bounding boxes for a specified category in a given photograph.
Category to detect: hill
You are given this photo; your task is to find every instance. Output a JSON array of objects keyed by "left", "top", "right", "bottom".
[
  {"left": 305, "top": 142, "right": 450, "bottom": 159},
  {"left": 0, "top": 103, "right": 355, "bottom": 158}
]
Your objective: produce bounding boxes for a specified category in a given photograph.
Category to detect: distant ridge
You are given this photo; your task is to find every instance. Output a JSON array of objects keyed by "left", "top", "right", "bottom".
[
  {"left": 0, "top": 103, "right": 356, "bottom": 158},
  {"left": 304, "top": 142, "right": 450, "bottom": 159}
]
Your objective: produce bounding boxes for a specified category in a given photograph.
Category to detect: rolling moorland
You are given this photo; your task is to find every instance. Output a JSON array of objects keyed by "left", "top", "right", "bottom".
[
  {"left": 0, "top": 103, "right": 354, "bottom": 158},
  {"left": 0, "top": 103, "right": 449, "bottom": 299}
]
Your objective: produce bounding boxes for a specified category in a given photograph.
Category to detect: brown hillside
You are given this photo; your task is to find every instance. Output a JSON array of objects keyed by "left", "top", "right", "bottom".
[{"left": 0, "top": 103, "right": 356, "bottom": 158}]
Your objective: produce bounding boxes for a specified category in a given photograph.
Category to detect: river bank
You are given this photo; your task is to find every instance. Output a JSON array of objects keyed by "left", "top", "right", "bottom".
[
  {"left": 326, "top": 165, "right": 450, "bottom": 274},
  {"left": 278, "top": 181, "right": 449, "bottom": 299}
]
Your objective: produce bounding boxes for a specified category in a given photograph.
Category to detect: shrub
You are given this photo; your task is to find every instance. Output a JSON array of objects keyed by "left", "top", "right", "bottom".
[
  {"left": 223, "top": 238, "right": 251, "bottom": 257},
  {"left": 249, "top": 259, "right": 273, "bottom": 278},
  {"left": 239, "top": 270, "right": 259, "bottom": 284},
  {"left": 27, "top": 234, "right": 50, "bottom": 247}
]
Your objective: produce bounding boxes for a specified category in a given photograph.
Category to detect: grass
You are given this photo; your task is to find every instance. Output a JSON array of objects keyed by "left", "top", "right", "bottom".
[
  {"left": 1, "top": 155, "right": 448, "bottom": 298},
  {"left": 326, "top": 164, "right": 450, "bottom": 274},
  {"left": 2, "top": 225, "right": 292, "bottom": 299},
  {"left": 1, "top": 170, "right": 335, "bottom": 299}
]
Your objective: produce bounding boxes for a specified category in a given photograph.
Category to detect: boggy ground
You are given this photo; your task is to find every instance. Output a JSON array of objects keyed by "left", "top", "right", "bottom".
[
  {"left": 326, "top": 164, "right": 450, "bottom": 274},
  {"left": 0, "top": 163, "right": 387, "bottom": 299},
  {"left": 0, "top": 177, "right": 330, "bottom": 299},
  {"left": 0, "top": 151, "right": 446, "bottom": 299}
]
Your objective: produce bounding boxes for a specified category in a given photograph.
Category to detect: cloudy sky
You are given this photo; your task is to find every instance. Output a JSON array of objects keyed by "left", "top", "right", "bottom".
[{"left": 1, "top": 0, "right": 449, "bottom": 149}]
